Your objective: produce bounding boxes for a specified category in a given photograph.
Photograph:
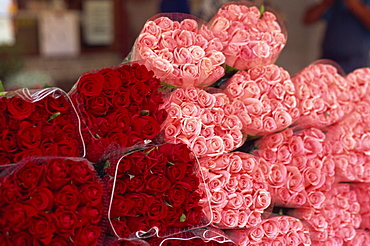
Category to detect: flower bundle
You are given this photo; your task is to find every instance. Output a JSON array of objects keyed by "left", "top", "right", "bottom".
[
  {"left": 225, "top": 216, "right": 311, "bottom": 246},
  {"left": 345, "top": 67, "right": 370, "bottom": 103},
  {"left": 69, "top": 63, "right": 167, "bottom": 163},
  {"left": 324, "top": 100, "right": 370, "bottom": 182},
  {"left": 0, "top": 157, "right": 106, "bottom": 246},
  {"left": 106, "top": 143, "right": 211, "bottom": 239},
  {"left": 131, "top": 15, "right": 225, "bottom": 88},
  {"left": 224, "top": 64, "right": 299, "bottom": 136},
  {"left": 291, "top": 62, "right": 350, "bottom": 129},
  {"left": 161, "top": 86, "right": 245, "bottom": 158},
  {"left": 351, "top": 183, "right": 370, "bottom": 230},
  {"left": 207, "top": 2, "right": 286, "bottom": 70},
  {"left": 0, "top": 88, "right": 84, "bottom": 165},
  {"left": 199, "top": 152, "right": 271, "bottom": 229},
  {"left": 253, "top": 127, "right": 335, "bottom": 209},
  {"left": 292, "top": 183, "right": 361, "bottom": 245}
]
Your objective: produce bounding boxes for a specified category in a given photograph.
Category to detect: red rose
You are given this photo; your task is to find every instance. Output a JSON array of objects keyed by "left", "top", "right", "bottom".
[
  {"left": 110, "top": 217, "right": 131, "bottom": 238},
  {"left": 49, "top": 235, "right": 71, "bottom": 246},
  {"left": 116, "top": 64, "right": 134, "bottom": 84},
  {"left": 165, "top": 162, "right": 188, "bottom": 182},
  {"left": 110, "top": 196, "right": 134, "bottom": 218},
  {"left": 15, "top": 161, "right": 43, "bottom": 194},
  {"left": 29, "top": 187, "right": 54, "bottom": 211},
  {"left": 147, "top": 200, "right": 168, "bottom": 221},
  {"left": 147, "top": 150, "right": 168, "bottom": 173},
  {"left": 110, "top": 177, "right": 127, "bottom": 197},
  {"left": 115, "top": 108, "right": 132, "bottom": 132},
  {"left": 107, "top": 128, "right": 128, "bottom": 148},
  {"left": 184, "top": 191, "right": 202, "bottom": 211},
  {"left": 113, "top": 156, "right": 132, "bottom": 178},
  {"left": 60, "top": 123, "right": 79, "bottom": 141},
  {"left": 95, "top": 116, "right": 115, "bottom": 136},
  {"left": 79, "top": 183, "right": 103, "bottom": 206},
  {"left": 9, "top": 231, "right": 33, "bottom": 246},
  {"left": 5, "top": 203, "right": 37, "bottom": 232},
  {"left": 68, "top": 159, "right": 95, "bottom": 185},
  {"left": 127, "top": 104, "right": 140, "bottom": 115},
  {"left": 17, "top": 121, "right": 41, "bottom": 149},
  {"left": 29, "top": 107, "right": 49, "bottom": 122},
  {"left": 58, "top": 139, "right": 81, "bottom": 157},
  {"left": 86, "top": 94, "right": 109, "bottom": 117},
  {"left": 128, "top": 151, "right": 150, "bottom": 175},
  {"left": 53, "top": 208, "right": 79, "bottom": 237},
  {"left": 55, "top": 184, "right": 80, "bottom": 210},
  {"left": 29, "top": 212, "right": 55, "bottom": 245},
  {"left": 112, "top": 88, "right": 130, "bottom": 108},
  {"left": 7, "top": 96, "right": 35, "bottom": 120},
  {"left": 154, "top": 108, "right": 168, "bottom": 125},
  {"left": 74, "top": 225, "right": 102, "bottom": 246},
  {"left": 184, "top": 207, "right": 203, "bottom": 226},
  {"left": 131, "top": 115, "right": 160, "bottom": 139},
  {"left": 101, "top": 68, "right": 121, "bottom": 96},
  {"left": 86, "top": 137, "right": 111, "bottom": 163},
  {"left": 44, "top": 159, "right": 71, "bottom": 190},
  {"left": 126, "top": 175, "right": 146, "bottom": 192},
  {"left": 164, "top": 206, "right": 183, "bottom": 226},
  {"left": 1, "top": 130, "right": 18, "bottom": 155},
  {"left": 158, "top": 143, "right": 191, "bottom": 163},
  {"left": 0, "top": 114, "right": 7, "bottom": 131},
  {"left": 124, "top": 193, "right": 154, "bottom": 216},
  {"left": 13, "top": 148, "right": 42, "bottom": 163},
  {"left": 0, "top": 178, "right": 22, "bottom": 204},
  {"left": 145, "top": 173, "right": 171, "bottom": 195},
  {"left": 45, "top": 91, "right": 71, "bottom": 114},
  {"left": 41, "top": 140, "right": 59, "bottom": 156},
  {"left": 78, "top": 204, "right": 103, "bottom": 224},
  {"left": 126, "top": 216, "right": 150, "bottom": 234},
  {"left": 165, "top": 183, "right": 188, "bottom": 208},
  {"left": 132, "top": 63, "right": 154, "bottom": 82},
  {"left": 182, "top": 175, "right": 200, "bottom": 191},
  {"left": 77, "top": 73, "right": 104, "bottom": 97},
  {"left": 0, "top": 153, "right": 12, "bottom": 167}
]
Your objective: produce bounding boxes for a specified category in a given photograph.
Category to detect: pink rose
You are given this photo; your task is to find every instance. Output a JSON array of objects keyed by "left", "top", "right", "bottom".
[
  {"left": 207, "top": 170, "right": 230, "bottom": 191},
  {"left": 211, "top": 207, "right": 223, "bottom": 224},
  {"left": 238, "top": 173, "right": 254, "bottom": 193},
  {"left": 307, "top": 191, "right": 325, "bottom": 209},
  {"left": 169, "top": 88, "right": 186, "bottom": 104},
  {"left": 154, "top": 17, "right": 174, "bottom": 31},
  {"left": 225, "top": 175, "right": 239, "bottom": 193},
  {"left": 222, "top": 134, "right": 235, "bottom": 152},
  {"left": 211, "top": 108, "right": 225, "bottom": 125},
  {"left": 273, "top": 109, "right": 292, "bottom": 129},
  {"left": 190, "top": 136, "right": 208, "bottom": 157},
  {"left": 209, "top": 51, "right": 226, "bottom": 66},
  {"left": 226, "top": 193, "right": 244, "bottom": 210},
  {"left": 303, "top": 166, "right": 322, "bottom": 187},
  {"left": 221, "top": 209, "right": 239, "bottom": 228},
  {"left": 206, "top": 136, "right": 225, "bottom": 156},
  {"left": 227, "top": 154, "right": 243, "bottom": 173},
  {"left": 276, "top": 144, "right": 292, "bottom": 164},
  {"left": 181, "top": 64, "right": 198, "bottom": 87},
  {"left": 159, "top": 31, "right": 177, "bottom": 50},
  {"left": 259, "top": 131, "right": 285, "bottom": 150},
  {"left": 248, "top": 224, "right": 265, "bottom": 243},
  {"left": 286, "top": 166, "right": 304, "bottom": 193},
  {"left": 261, "top": 218, "right": 279, "bottom": 239},
  {"left": 268, "top": 164, "right": 287, "bottom": 188},
  {"left": 240, "top": 153, "right": 258, "bottom": 174},
  {"left": 246, "top": 210, "right": 262, "bottom": 228},
  {"left": 262, "top": 116, "right": 278, "bottom": 134},
  {"left": 288, "top": 136, "right": 305, "bottom": 155},
  {"left": 243, "top": 98, "right": 264, "bottom": 116},
  {"left": 209, "top": 16, "right": 230, "bottom": 34},
  {"left": 184, "top": 86, "right": 199, "bottom": 101},
  {"left": 303, "top": 136, "right": 323, "bottom": 157},
  {"left": 181, "top": 102, "right": 201, "bottom": 117},
  {"left": 164, "top": 123, "right": 181, "bottom": 139},
  {"left": 238, "top": 210, "right": 249, "bottom": 228},
  {"left": 211, "top": 188, "right": 229, "bottom": 208},
  {"left": 151, "top": 57, "right": 174, "bottom": 78},
  {"left": 201, "top": 125, "right": 215, "bottom": 139},
  {"left": 213, "top": 93, "right": 229, "bottom": 108},
  {"left": 226, "top": 82, "right": 245, "bottom": 99},
  {"left": 221, "top": 115, "right": 243, "bottom": 130},
  {"left": 166, "top": 102, "right": 182, "bottom": 119},
  {"left": 142, "top": 21, "right": 161, "bottom": 36},
  {"left": 188, "top": 45, "right": 205, "bottom": 62},
  {"left": 137, "top": 33, "right": 158, "bottom": 48},
  {"left": 180, "top": 18, "right": 198, "bottom": 32},
  {"left": 253, "top": 189, "right": 271, "bottom": 211},
  {"left": 181, "top": 117, "right": 202, "bottom": 137},
  {"left": 198, "top": 90, "right": 216, "bottom": 108},
  {"left": 223, "top": 44, "right": 241, "bottom": 67}
]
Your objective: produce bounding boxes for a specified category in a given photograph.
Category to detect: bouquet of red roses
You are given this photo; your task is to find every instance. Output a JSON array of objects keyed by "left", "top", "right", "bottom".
[
  {"left": 0, "top": 157, "right": 107, "bottom": 246},
  {"left": 105, "top": 143, "right": 212, "bottom": 240},
  {"left": 0, "top": 87, "right": 85, "bottom": 166},
  {"left": 69, "top": 63, "right": 167, "bottom": 163}
]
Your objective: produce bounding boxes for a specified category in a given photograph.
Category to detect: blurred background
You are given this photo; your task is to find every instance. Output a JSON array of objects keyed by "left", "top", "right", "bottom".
[{"left": 0, "top": 0, "right": 326, "bottom": 91}]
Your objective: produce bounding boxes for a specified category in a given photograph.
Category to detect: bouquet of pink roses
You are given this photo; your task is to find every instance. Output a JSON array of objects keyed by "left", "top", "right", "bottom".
[
  {"left": 160, "top": 86, "right": 245, "bottom": 158},
  {"left": 199, "top": 152, "right": 272, "bottom": 229},
  {"left": 253, "top": 127, "right": 335, "bottom": 209},
  {"left": 224, "top": 64, "right": 299, "bottom": 136},
  {"left": 130, "top": 14, "right": 226, "bottom": 88},
  {"left": 207, "top": 1, "right": 287, "bottom": 70}
]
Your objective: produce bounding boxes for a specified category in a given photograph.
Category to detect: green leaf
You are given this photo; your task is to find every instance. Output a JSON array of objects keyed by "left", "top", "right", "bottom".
[
  {"left": 180, "top": 213, "right": 186, "bottom": 222},
  {"left": 104, "top": 160, "right": 110, "bottom": 169},
  {"left": 0, "top": 92, "right": 7, "bottom": 96},
  {"left": 164, "top": 200, "right": 173, "bottom": 208},
  {"left": 128, "top": 174, "right": 135, "bottom": 179},
  {"left": 167, "top": 162, "right": 175, "bottom": 166},
  {"left": 140, "top": 110, "right": 150, "bottom": 116},
  {"left": 0, "top": 80, "right": 4, "bottom": 92},
  {"left": 259, "top": 5, "right": 265, "bottom": 16},
  {"left": 224, "top": 64, "right": 240, "bottom": 74},
  {"left": 43, "top": 84, "right": 53, "bottom": 89},
  {"left": 48, "top": 112, "right": 61, "bottom": 121},
  {"left": 159, "top": 81, "right": 178, "bottom": 93},
  {"left": 324, "top": 112, "right": 329, "bottom": 117},
  {"left": 95, "top": 134, "right": 101, "bottom": 139}
]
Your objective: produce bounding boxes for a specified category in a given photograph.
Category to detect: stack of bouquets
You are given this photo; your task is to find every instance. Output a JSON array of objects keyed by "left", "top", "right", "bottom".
[
  {"left": 160, "top": 86, "right": 245, "bottom": 158},
  {"left": 225, "top": 216, "right": 311, "bottom": 246},
  {"left": 291, "top": 61, "right": 351, "bottom": 129},
  {"left": 351, "top": 183, "right": 370, "bottom": 230},
  {"left": 198, "top": 152, "right": 272, "bottom": 229},
  {"left": 224, "top": 64, "right": 299, "bottom": 136},
  {"left": 130, "top": 13, "right": 226, "bottom": 88},
  {"left": 253, "top": 127, "right": 335, "bottom": 209},
  {"left": 68, "top": 62, "right": 167, "bottom": 163},
  {"left": 324, "top": 100, "right": 370, "bottom": 182},
  {"left": 0, "top": 157, "right": 107, "bottom": 246},
  {"left": 207, "top": 1, "right": 287, "bottom": 70},
  {"left": 290, "top": 183, "right": 361, "bottom": 245},
  {"left": 104, "top": 143, "right": 212, "bottom": 241},
  {"left": 0, "top": 87, "right": 85, "bottom": 166}
]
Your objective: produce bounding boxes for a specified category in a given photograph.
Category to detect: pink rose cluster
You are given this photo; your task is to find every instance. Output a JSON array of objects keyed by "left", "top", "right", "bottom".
[
  {"left": 253, "top": 127, "right": 335, "bottom": 209},
  {"left": 161, "top": 87, "right": 245, "bottom": 158},
  {"left": 351, "top": 183, "right": 370, "bottom": 230},
  {"left": 291, "top": 62, "right": 350, "bottom": 129},
  {"left": 324, "top": 100, "right": 370, "bottom": 182},
  {"left": 345, "top": 67, "right": 370, "bottom": 103},
  {"left": 224, "top": 64, "right": 299, "bottom": 136},
  {"left": 199, "top": 152, "right": 271, "bottom": 229},
  {"left": 132, "top": 16, "right": 225, "bottom": 88},
  {"left": 291, "top": 183, "right": 361, "bottom": 246},
  {"left": 345, "top": 229, "right": 370, "bottom": 246},
  {"left": 207, "top": 4, "right": 286, "bottom": 70},
  {"left": 225, "top": 216, "right": 311, "bottom": 246}
]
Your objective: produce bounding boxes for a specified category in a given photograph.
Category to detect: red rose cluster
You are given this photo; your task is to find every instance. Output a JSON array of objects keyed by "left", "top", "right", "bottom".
[
  {"left": 106, "top": 143, "right": 209, "bottom": 239},
  {"left": 0, "top": 88, "right": 84, "bottom": 166},
  {"left": 69, "top": 63, "right": 167, "bottom": 163},
  {"left": 0, "top": 157, "right": 106, "bottom": 246}
]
